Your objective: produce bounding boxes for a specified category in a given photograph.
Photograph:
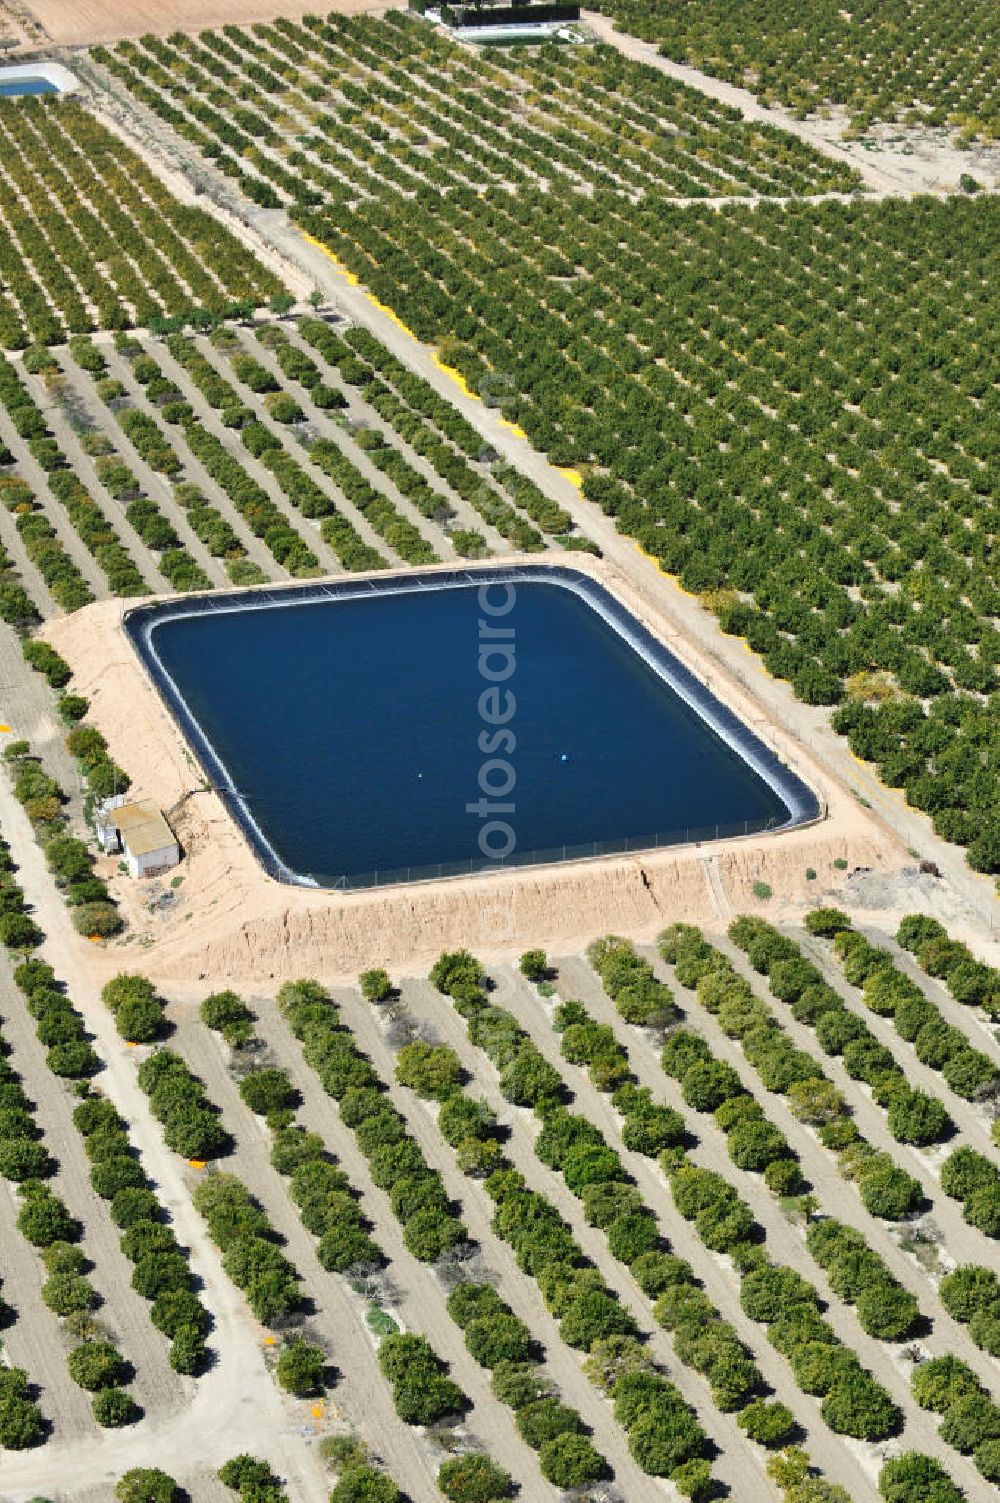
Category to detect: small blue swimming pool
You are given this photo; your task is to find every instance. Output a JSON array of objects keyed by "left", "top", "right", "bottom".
[
  {"left": 0, "top": 78, "right": 58, "bottom": 96},
  {"left": 127, "top": 567, "right": 817, "bottom": 887}
]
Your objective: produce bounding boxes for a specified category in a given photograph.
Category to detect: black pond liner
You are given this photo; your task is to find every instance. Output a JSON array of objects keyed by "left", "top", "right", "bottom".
[{"left": 124, "top": 563, "right": 821, "bottom": 889}]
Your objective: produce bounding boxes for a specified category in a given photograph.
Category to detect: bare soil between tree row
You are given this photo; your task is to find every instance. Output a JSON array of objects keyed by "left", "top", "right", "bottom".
[
  {"left": 11, "top": 0, "right": 395, "bottom": 48},
  {"left": 42, "top": 552, "right": 899, "bottom": 989}
]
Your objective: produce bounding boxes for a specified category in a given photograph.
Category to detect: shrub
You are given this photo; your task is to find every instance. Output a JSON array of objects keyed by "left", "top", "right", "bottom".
[
  {"left": 359, "top": 968, "right": 391, "bottom": 1002},
  {"left": 238, "top": 1068, "right": 297, "bottom": 1119},
  {"left": 0, "top": 1388, "right": 44, "bottom": 1448},
  {"left": 519, "top": 949, "right": 548, "bottom": 982},
  {"left": 912, "top": 1355, "right": 982, "bottom": 1413},
  {"left": 878, "top": 1453, "right": 962, "bottom": 1503},
  {"left": 111, "top": 1186, "right": 160, "bottom": 1228},
  {"left": 276, "top": 1337, "right": 325, "bottom": 1397},
  {"left": 395, "top": 1041, "right": 462, "bottom": 1100},
  {"left": 329, "top": 1467, "right": 400, "bottom": 1503},
  {"left": 114, "top": 1469, "right": 178, "bottom": 1502},
  {"left": 538, "top": 1432, "right": 606, "bottom": 1488},
  {"left": 465, "top": 1312, "right": 532, "bottom": 1369},
  {"left": 939, "top": 1265, "right": 999, "bottom": 1323},
  {"left": 560, "top": 1288, "right": 637, "bottom": 1349},
  {"left": 855, "top": 1282, "right": 919, "bottom": 1341},
  {"left": 0, "top": 912, "right": 42, "bottom": 949},
  {"left": 72, "top": 902, "right": 123, "bottom": 938},
  {"left": 0, "top": 1137, "right": 52, "bottom": 1181},
  {"left": 17, "top": 1186, "right": 80, "bottom": 1246},
  {"left": 430, "top": 950, "right": 483, "bottom": 995},
  {"left": 67, "top": 1340, "right": 127, "bottom": 1391},
  {"left": 858, "top": 1163, "right": 923, "bottom": 1219},
  {"left": 805, "top": 908, "right": 852, "bottom": 937},
  {"left": 821, "top": 1373, "right": 899, "bottom": 1439},
  {"left": 516, "top": 1397, "right": 583, "bottom": 1449},
  {"left": 92, "top": 1387, "right": 139, "bottom": 1427},
  {"left": 737, "top": 1399, "right": 796, "bottom": 1447},
  {"left": 438, "top": 1454, "right": 512, "bottom": 1503},
  {"left": 218, "top": 1456, "right": 282, "bottom": 1494},
  {"left": 887, "top": 1089, "right": 951, "bottom": 1145},
  {"left": 200, "top": 990, "right": 254, "bottom": 1045},
  {"left": 939, "top": 1391, "right": 1000, "bottom": 1453},
  {"left": 115, "top": 995, "right": 165, "bottom": 1044}
]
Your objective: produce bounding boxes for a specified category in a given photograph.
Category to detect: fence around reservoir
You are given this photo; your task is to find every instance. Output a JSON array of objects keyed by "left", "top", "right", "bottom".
[{"left": 307, "top": 815, "right": 797, "bottom": 890}]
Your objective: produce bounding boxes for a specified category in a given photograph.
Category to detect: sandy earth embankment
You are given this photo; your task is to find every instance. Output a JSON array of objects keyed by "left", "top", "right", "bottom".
[{"left": 42, "top": 556, "right": 903, "bottom": 987}]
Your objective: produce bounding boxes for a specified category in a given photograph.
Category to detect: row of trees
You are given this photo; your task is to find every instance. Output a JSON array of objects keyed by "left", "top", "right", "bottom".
[
  {"left": 99, "top": 9, "right": 855, "bottom": 233},
  {"left": 301, "top": 317, "right": 553, "bottom": 547},
  {"left": 712, "top": 919, "right": 920, "bottom": 1208},
  {"left": 1, "top": 349, "right": 148, "bottom": 597},
  {"left": 809, "top": 912, "right": 997, "bottom": 1103},
  {"left": 598, "top": 0, "right": 1000, "bottom": 138},
  {"left": 155, "top": 331, "right": 392, "bottom": 574},
  {"left": 12, "top": 957, "right": 212, "bottom": 1378},
  {"left": 727, "top": 916, "right": 1000, "bottom": 1243},
  {"left": 0, "top": 939, "right": 151, "bottom": 1429},
  {"left": 911, "top": 1350, "right": 1000, "bottom": 1484},
  {"left": 278, "top": 978, "right": 469, "bottom": 1266},
  {"left": 583, "top": 938, "right": 911, "bottom": 1432},
  {"left": 0, "top": 95, "right": 279, "bottom": 350},
  {"left": 897, "top": 913, "right": 1000, "bottom": 1021},
  {"left": 0, "top": 1363, "right": 44, "bottom": 1450},
  {"left": 0, "top": 465, "right": 91, "bottom": 614},
  {"left": 4, "top": 732, "right": 123, "bottom": 940},
  {"left": 136, "top": 1047, "right": 231, "bottom": 1163},
  {"left": 939, "top": 1264, "right": 1000, "bottom": 1362},
  {"left": 279, "top": 968, "right": 619, "bottom": 1489},
  {"left": 196, "top": 987, "right": 436, "bottom": 1498},
  {"left": 428, "top": 950, "right": 727, "bottom": 1496}
]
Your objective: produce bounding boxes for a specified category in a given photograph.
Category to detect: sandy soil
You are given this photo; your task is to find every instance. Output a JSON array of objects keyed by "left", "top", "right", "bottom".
[
  {"left": 14, "top": 0, "right": 394, "bottom": 48},
  {"left": 42, "top": 554, "right": 897, "bottom": 987},
  {"left": 0, "top": 1, "right": 41, "bottom": 53}
]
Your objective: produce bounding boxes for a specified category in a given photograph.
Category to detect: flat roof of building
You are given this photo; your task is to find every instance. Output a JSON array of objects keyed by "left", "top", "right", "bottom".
[{"left": 107, "top": 799, "right": 176, "bottom": 857}]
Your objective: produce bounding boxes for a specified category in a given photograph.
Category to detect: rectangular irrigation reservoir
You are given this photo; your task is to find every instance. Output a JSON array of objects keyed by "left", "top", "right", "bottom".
[{"left": 126, "top": 566, "right": 818, "bottom": 888}]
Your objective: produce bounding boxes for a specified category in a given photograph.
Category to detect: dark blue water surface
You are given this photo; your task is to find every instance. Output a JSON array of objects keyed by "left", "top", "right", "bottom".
[
  {"left": 0, "top": 79, "right": 58, "bottom": 96},
  {"left": 148, "top": 581, "right": 790, "bottom": 883}
]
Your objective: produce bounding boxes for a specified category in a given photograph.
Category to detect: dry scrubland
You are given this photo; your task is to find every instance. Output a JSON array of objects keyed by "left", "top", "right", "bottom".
[{"left": 0, "top": 9, "right": 998, "bottom": 1503}]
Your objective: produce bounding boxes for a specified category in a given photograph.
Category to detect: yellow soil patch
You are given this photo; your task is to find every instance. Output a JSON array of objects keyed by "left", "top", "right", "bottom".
[{"left": 556, "top": 466, "right": 584, "bottom": 490}]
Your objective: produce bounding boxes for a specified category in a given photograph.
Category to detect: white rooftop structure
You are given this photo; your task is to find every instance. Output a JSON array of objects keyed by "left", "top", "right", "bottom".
[{"left": 96, "top": 797, "right": 179, "bottom": 879}]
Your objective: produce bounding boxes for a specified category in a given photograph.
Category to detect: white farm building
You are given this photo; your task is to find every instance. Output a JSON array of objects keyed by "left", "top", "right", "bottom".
[{"left": 96, "top": 797, "right": 179, "bottom": 878}]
